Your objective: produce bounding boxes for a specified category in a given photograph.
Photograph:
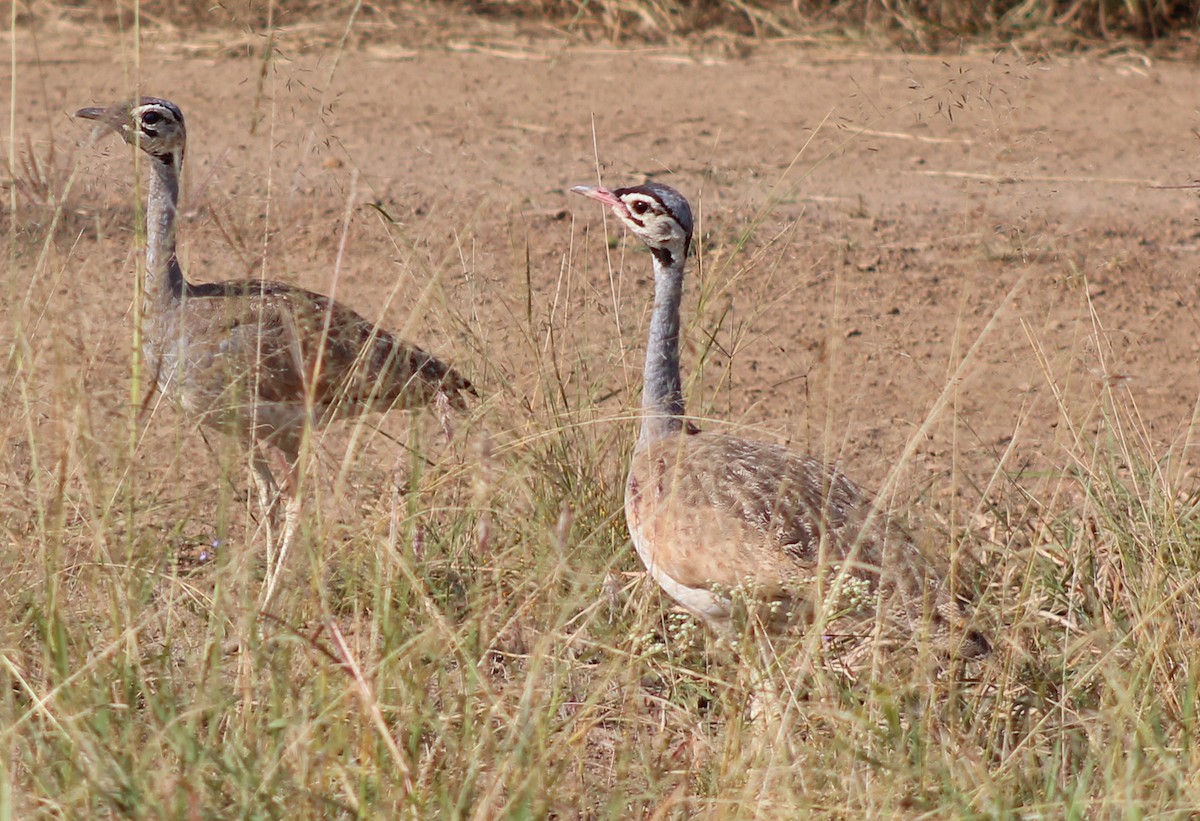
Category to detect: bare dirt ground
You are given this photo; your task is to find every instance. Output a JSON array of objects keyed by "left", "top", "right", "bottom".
[{"left": 6, "top": 19, "right": 1200, "bottom": 546}]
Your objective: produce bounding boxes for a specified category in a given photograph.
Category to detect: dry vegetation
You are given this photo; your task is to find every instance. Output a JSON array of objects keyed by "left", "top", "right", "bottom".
[
  {"left": 19, "top": 0, "right": 1200, "bottom": 47},
  {"left": 6, "top": 2, "right": 1200, "bottom": 819}
]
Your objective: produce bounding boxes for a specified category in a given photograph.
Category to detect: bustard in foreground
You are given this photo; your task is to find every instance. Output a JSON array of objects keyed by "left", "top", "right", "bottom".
[
  {"left": 572, "top": 182, "right": 988, "bottom": 664},
  {"left": 77, "top": 97, "right": 474, "bottom": 606}
]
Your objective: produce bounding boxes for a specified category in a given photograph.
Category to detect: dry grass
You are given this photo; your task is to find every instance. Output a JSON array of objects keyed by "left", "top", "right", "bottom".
[
  {"left": 17, "top": 0, "right": 1200, "bottom": 47},
  {"left": 7, "top": 145, "right": 1200, "bottom": 821},
  {"left": 6, "top": 8, "right": 1200, "bottom": 819}
]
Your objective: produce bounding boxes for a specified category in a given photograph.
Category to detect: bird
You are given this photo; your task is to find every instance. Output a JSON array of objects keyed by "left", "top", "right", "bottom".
[
  {"left": 76, "top": 97, "right": 474, "bottom": 606},
  {"left": 571, "top": 181, "right": 988, "bottom": 664}
]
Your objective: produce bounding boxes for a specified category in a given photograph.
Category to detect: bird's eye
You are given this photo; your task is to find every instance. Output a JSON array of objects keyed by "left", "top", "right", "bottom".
[
  {"left": 142, "top": 110, "right": 163, "bottom": 126},
  {"left": 630, "top": 199, "right": 650, "bottom": 215}
]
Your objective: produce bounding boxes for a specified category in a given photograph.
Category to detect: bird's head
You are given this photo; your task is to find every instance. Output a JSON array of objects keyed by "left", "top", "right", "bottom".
[
  {"left": 75, "top": 97, "right": 186, "bottom": 168},
  {"left": 571, "top": 182, "right": 693, "bottom": 268}
]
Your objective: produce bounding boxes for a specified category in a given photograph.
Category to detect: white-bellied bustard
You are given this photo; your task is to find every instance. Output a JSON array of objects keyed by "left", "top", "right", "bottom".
[
  {"left": 571, "top": 181, "right": 988, "bottom": 665},
  {"left": 77, "top": 97, "right": 474, "bottom": 606}
]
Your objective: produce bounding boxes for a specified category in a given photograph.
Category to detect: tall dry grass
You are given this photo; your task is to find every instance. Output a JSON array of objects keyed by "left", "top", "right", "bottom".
[
  {"left": 19, "top": 0, "right": 1200, "bottom": 46},
  {"left": 5, "top": 8, "right": 1200, "bottom": 820}
]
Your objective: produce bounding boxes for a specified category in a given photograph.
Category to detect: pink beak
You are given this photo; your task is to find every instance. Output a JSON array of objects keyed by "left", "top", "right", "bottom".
[
  {"left": 571, "top": 185, "right": 631, "bottom": 223},
  {"left": 570, "top": 185, "right": 621, "bottom": 207}
]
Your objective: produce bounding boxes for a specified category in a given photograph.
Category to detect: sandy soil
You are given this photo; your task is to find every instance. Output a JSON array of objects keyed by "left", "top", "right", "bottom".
[{"left": 6, "top": 21, "right": 1200, "bottom": 539}]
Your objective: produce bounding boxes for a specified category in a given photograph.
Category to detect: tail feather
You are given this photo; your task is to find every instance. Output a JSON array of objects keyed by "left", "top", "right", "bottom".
[{"left": 368, "top": 331, "right": 474, "bottom": 411}]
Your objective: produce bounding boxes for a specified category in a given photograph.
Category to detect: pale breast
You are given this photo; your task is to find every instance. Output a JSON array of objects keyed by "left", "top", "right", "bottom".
[
  {"left": 623, "top": 431, "right": 917, "bottom": 628},
  {"left": 626, "top": 511, "right": 732, "bottom": 623}
]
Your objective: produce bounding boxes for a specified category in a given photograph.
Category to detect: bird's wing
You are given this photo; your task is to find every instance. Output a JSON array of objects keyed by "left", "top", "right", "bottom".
[
  {"left": 628, "top": 433, "right": 908, "bottom": 594},
  {"left": 188, "top": 279, "right": 473, "bottom": 414}
]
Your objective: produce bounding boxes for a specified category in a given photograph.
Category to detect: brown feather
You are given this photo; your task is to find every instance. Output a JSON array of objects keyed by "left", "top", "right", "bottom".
[
  {"left": 626, "top": 428, "right": 988, "bottom": 659},
  {"left": 159, "top": 278, "right": 473, "bottom": 451}
]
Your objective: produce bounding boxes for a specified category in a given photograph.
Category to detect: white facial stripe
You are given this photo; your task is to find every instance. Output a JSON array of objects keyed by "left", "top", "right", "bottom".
[
  {"left": 132, "top": 104, "right": 178, "bottom": 131},
  {"left": 623, "top": 194, "right": 659, "bottom": 216}
]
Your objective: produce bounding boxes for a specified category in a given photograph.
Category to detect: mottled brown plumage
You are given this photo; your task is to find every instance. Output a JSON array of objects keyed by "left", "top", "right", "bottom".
[
  {"left": 573, "top": 182, "right": 987, "bottom": 662},
  {"left": 78, "top": 97, "right": 473, "bottom": 604},
  {"left": 152, "top": 277, "right": 471, "bottom": 452}
]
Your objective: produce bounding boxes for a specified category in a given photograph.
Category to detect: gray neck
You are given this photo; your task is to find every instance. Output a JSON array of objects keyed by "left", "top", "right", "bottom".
[
  {"left": 638, "top": 249, "right": 686, "bottom": 448},
  {"left": 145, "top": 154, "right": 185, "bottom": 305}
]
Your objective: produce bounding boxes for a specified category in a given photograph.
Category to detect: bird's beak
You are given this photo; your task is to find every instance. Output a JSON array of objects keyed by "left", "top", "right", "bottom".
[
  {"left": 571, "top": 185, "right": 632, "bottom": 223},
  {"left": 74, "top": 103, "right": 129, "bottom": 140},
  {"left": 570, "top": 185, "right": 622, "bottom": 208},
  {"left": 73, "top": 106, "right": 108, "bottom": 121}
]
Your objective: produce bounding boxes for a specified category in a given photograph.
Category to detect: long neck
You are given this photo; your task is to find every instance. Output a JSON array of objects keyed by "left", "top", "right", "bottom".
[
  {"left": 144, "top": 154, "right": 185, "bottom": 305},
  {"left": 638, "top": 248, "right": 686, "bottom": 448}
]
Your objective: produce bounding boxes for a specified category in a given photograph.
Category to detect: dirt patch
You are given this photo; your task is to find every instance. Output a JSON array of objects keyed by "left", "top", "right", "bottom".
[{"left": 5, "top": 26, "right": 1200, "bottom": 536}]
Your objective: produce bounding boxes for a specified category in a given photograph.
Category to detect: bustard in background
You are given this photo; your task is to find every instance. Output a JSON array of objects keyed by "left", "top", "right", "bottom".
[
  {"left": 77, "top": 97, "right": 474, "bottom": 606},
  {"left": 571, "top": 182, "right": 988, "bottom": 664}
]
